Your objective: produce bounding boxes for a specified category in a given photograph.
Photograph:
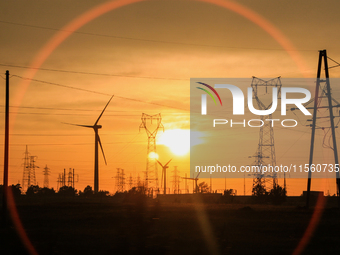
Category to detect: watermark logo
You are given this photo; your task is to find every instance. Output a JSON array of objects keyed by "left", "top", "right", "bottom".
[
  {"left": 198, "top": 83, "right": 311, "bottom": 116},
  {"left": 196, "top": 82, "right": 222, "bottom": 115},
  {"left": 190, "top": 78, "right": 340, "bottom": 179}
]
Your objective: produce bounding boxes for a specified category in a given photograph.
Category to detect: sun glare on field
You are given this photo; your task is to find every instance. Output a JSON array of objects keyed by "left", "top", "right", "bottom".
[{"left": 158, "top": 129, "right": 190, "bottom": 156}]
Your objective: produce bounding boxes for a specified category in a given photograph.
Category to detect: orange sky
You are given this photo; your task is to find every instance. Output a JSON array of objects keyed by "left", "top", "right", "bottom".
[{"left": 1, "top": 0, "right": 340, "bottom": 195}]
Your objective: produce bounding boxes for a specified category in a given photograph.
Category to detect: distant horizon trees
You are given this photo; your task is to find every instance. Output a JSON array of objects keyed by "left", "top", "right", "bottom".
[{"left": 252, "top": 180, "right": 286, "bottom": 204}]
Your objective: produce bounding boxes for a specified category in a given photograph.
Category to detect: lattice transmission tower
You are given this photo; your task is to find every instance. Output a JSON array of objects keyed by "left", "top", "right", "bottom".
[
  {"left": 172, "top": 166, "right": 181, "bottom": 194},
  {"left": 250, "top": 77, "right": 282, "bottom": 192},
  {"left": 43, "top": 165, "right": 50, "bottom": 188},
  {"left": 115, "top": 168, "right": 125, "bottom": 193},
  {"left": 127, "top": 173, "right": 133, "bottom": 190},
  {"left": 22, "top": 146, "right": 39, "bottom": 192},
  {"left": 57, "top": 168, "right": 78, "bottom": 191},
  {"left": 139, "top": 113, "right": 164, "bottom": 194},
  {"left": 22, "top": 145, "right": 30, "bottom": 192}
]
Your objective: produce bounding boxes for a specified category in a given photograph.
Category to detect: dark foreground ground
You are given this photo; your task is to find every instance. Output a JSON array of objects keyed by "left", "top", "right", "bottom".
[{"left": 1, "top": 198, "right": 340, "bottom": 255}]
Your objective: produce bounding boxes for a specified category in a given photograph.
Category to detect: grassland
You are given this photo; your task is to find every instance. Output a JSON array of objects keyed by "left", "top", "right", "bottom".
[{"left": 1, "top": 197, "right": 340, "bottom": 255}]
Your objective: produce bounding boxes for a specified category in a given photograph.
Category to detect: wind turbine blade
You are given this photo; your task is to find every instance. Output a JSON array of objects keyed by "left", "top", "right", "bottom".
[
  {"left": 164, "top": 159, "right": 172, "bottom": 167},
  {"left": 156, "top": 160, "right": 164, "bottom": 168},
  {"left": 62, "top": 122, "right": 93, "bottom": 128},
  {"left": 97, "top": 134, "right": 107, "bottom": 165},
  {"left": 94, "top": 95, "right": 114, "bottom": 125}
]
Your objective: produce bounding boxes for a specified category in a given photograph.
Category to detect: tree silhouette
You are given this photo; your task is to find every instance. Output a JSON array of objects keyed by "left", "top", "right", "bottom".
[
  {"left": 252, "top": 178, "right": 268, "bottom": 197},
  {"left": 26, "top": 185, "right": 41, "bottom": 196},
  {"left": 58, "top": 186, "right": 77, "bottom": 196},
  {"left": 269, "top": 183, "right": 286, "bottom": 205},
  {"left": 79, "top": 185, "right": 94, "bottom": 198},
  {"left": 198, "top": 182, "right": 209, "bottom": 193},
  {"left": 11, "top": 184, "right": 22, "bottom": 197}
]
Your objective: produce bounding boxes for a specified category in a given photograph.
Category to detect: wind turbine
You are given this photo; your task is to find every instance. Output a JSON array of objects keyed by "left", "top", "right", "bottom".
[
  {"left": 157, "top": 159, "right": 172, "bottom": 194},
  {"left": 182, "top": 171, "right": 201, "bottom": 193},
  {"left": 64, "top": 96, "right": 113, "bottom": 193}
]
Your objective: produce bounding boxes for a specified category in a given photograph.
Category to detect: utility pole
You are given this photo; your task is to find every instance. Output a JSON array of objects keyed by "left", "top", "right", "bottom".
[
  {"left": 244, "top": 172, "right": 246, "bottom": 196},
  {"left": 306, "top": 49, "right": 340, "bottom": 207},
  {"left": 63, "top": 168, "right": 66, "bottom": 187},
  {"left": 185, "top": 173, "right": 188, "bottom": 194},
  {"left": 2, "top": 70, "right": 9, "bottom": 223}
]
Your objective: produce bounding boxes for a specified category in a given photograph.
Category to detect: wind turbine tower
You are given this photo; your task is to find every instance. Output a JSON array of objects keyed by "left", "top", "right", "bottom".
[
  {"left": 157, "top": 159, "right": 172, "bottom": 194},
  {"left": 65, "top": 96, "right": 113, "bottom": 193}
]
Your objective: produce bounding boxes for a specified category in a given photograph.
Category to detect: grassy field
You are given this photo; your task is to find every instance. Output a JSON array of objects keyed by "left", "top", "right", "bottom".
[{"left": 1, "top": 198, "right": 340, "bottom": 255}]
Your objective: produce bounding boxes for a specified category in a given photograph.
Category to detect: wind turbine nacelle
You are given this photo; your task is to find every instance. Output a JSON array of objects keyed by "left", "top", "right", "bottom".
[{"left": 95, "top": 125, "right": 103, "bottom": 129}]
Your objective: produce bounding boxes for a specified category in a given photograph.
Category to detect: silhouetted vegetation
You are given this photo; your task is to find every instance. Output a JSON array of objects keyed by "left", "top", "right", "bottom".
[
  {"left": 0, "top": 184, "right": 22, "bottom": 198},
  {"left": 252, "top": 179, "right": 286, "bottom": 204},
  {"left": 25, "top": 185, "right": 41, "bottom": 196},
  {"left": 25, "top": 185, "right": 56, "bottom": 197},
  {"left": 197, "top": 182, "right": 210, "bottom": 193},
  {"left": 58, "top": 186, "right": 77, "bottom": 196},
  {"left": 269, "top": 183, "right": 287, "bottom": 205},
  {"left": 112, "top": 186, "right": 148, "bottom": 203},
  {"left": 252, "top": 178, "right": 268, "bottom": 197},
  {"left": 79, "top": 185, "right": 94, "bottom": 197},
  {"left": 11, "top": 184, "right": 22, "bottom": 197}
]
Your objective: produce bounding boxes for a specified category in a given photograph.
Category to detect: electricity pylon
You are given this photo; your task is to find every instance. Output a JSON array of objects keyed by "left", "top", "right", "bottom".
[
  {"left": 172, "top": 166, "right": 181, "bottom": 194},
  {"left": 250, "top": 77, "right": 282, "bottom": 192},
  {"left": 43, "top": 165, "right": 50, "bottom": 188},
  {"left": 22, "top": 145, "right": 30, "bottom": 192},
  {"left": 127, "top": 173, "right": 133, "bottom": 190},
  {"left": 115, "top": 168, "right": 125, "bottom": 193},
  {"left": 302, "top": 50, "right": 340, "bottom": 207},
  {"left": 22, "top": 146, "right": 38, "bottom": 192},
  {"left": 139, "top": 113, "right": 164, "bottom": 194}
]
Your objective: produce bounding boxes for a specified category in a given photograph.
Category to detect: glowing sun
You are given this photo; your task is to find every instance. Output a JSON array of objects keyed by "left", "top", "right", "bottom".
[{"left": 158, "top": 129, "right": 190, "bottom": 156}]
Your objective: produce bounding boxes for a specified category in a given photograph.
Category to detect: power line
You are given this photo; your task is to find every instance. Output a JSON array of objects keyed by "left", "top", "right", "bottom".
[
  {"left": 0, "top": 133, "right": 135, "bottom": 136},
  {"left": 0, "top": 141, "right": 143, "bottom": 146},
  {"left": 327, "top": 56, "right": 340, "bottom": 69},
  {"left": 11, "top": 75, "right": 188, "bottom": 111},
  {"left": 0, "top": 63, "right": 187, "bottom": 81},
  {"left": 0, "top": 111, "right": 156, "bottom": 116},
  {"left": 0, "top": 104, "right": 189, "bottom": 114},
  {"left": 0, "top": 20, "right": 317, "bottom": 51},
  {"left": 12, "top": 74, "right": 111, "bottom": 96}
]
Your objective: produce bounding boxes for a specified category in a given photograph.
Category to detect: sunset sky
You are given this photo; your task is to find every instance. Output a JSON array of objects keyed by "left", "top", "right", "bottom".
[{"left": 1, "top": 0, "right": 340, "bottom": 195}]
